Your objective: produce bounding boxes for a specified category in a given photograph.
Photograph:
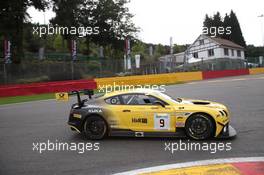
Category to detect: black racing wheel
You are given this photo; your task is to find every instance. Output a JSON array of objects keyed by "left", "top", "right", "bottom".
[
  {"left": 185, "top": 113, "right": 215, "bottom": 140},
  {"left": 84, "top": 116, "right": 107, "bottom": 140}
]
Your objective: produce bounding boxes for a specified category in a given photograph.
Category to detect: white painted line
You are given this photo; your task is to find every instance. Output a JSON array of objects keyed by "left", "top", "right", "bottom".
[
  {"left": 256, "top": 76, "right": 264, "bottom": 79},
  {"left": 191, "top": 76, "right": 264, "bottom": 85},
  {"left": 113, "top": 157, "right": 264, "bottom": 175}
]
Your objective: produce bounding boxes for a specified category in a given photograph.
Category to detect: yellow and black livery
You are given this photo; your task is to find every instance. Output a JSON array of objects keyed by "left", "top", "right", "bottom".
[{"left": 57, "top": 89, "right": 236, "bottom": 140}]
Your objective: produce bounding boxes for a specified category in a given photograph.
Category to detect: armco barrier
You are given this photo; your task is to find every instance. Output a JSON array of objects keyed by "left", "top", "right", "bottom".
[
  {"left": 249, "top": 67, "right": 264, "bottom": 75},
  {"left": 202, "top": 69, "right": 249, "bottom": 79},
  {"left": 95, "top": 71, "right": 203, "bottom": 87},
  {"left": 0, "top": 79, "right": 97, "bottom": 97}
]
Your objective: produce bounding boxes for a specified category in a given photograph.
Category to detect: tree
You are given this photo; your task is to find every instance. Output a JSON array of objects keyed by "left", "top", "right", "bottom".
[
  {"left": 173, "top": 44, "right": 187, "bottom": 54},
  {"left": 202, "top": 10, "right": 246, "bottom": 47},
  {"left": 85, "top": 0, "right": 138, "bottom": 52},
  {"left": 0, "top": 0, "right": 49, "bottom": 63},
  {"left": 51, "top": 0, "right": 83, "bottom": 50},
  {"left": 228, "top": 10, "right": 246, "bottom": 47},
  {"left": 213, "top": 12, "right": 223, "bottom": 37},
  {"left": 153, "top": 44, "right": 165, "bottom": 58}
]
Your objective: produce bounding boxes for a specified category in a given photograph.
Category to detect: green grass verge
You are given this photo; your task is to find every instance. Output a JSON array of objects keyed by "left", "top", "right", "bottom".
[{"left": 0, "top": 93, "right": 54, "bottom": 105}]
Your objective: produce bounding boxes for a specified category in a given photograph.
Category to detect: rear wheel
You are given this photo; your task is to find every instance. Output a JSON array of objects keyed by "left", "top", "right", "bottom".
[
  {"left": 84, "top": 116, "right": 107, "bottom": 140},
  {"left": 185, "top": 113, "right": 214, "bottom": 140}
]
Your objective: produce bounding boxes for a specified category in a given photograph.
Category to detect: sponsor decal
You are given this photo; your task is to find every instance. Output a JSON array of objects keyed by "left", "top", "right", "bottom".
[
  {"left": 73, "top": 114, "right": 82, "bottom": 119},
  {"left": 132, "top": 118, "right": 148, "bottom": 124},
  {"left": 55, "top": 92, "right": 69, "bottom": 101},
  {"left": 88, "top": 108, "right": 102, "bottom": 113}
]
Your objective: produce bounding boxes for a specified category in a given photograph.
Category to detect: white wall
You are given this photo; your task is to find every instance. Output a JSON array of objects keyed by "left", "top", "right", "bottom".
[{"left": 220, "top": 48, "right": 245, "bottom": 59}]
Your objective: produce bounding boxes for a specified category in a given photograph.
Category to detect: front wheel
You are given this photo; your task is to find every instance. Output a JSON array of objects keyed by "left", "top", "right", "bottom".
[
  {"left": 185, "top": 113, "right": 214, "bottom": 140},
  {"left": 83, "top": 116, "right": 107, "bottom": 140}
]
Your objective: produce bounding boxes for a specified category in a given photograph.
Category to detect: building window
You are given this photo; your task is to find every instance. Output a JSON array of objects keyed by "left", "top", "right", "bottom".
[
  {"left": 193, "top": 52, "right": 198, "bottom": 58},
  {"left": 199, "top": 39, "right": 204, "bottom": 45},
  {"left": 231, "top": 49, "right": 234, "bottom": 56},
  {"left": 208, "top": 49, "right": 214, "bottom": 57},
  {"left": 224, "top": 48, "right": 229, "bottom": 56},
  {"left": 237, "top": 50, "right": 241, "bottom": 57}
]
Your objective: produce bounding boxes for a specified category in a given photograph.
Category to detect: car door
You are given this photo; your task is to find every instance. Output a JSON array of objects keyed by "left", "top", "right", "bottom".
[
  {"left": 118, "top": 93, "right": 150, "bottom": 131},
  {"left": 119, "top": 93, "right": 176, "bottom": 132},
  {"left": 144, "top": 95, "right": 176, "bottom": 132}
]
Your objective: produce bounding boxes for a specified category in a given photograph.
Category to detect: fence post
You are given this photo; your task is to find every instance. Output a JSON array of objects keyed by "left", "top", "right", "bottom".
[
  {"left": 71, "top": 61, "right": 74, "bottom": 80},
  {"left": 3, "top": 64, "right": 7, "bottom": 84}
]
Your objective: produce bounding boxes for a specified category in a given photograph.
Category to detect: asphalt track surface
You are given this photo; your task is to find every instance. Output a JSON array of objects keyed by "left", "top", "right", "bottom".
[{"left": 1, "top": 74, "right": 264, "bottom": 175}]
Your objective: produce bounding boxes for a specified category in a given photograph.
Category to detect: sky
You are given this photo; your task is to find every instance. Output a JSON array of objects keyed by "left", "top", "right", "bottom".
[{"left": 28, "top": 0, "right": 264, "bottom": 46}]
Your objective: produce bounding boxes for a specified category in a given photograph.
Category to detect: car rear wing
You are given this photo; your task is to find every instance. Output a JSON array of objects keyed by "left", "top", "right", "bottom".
[{"left": 55, "top": 89, "right": 94, "bottom": 106}]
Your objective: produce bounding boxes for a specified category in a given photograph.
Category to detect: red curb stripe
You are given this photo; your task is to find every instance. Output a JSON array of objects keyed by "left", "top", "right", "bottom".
[
  {"left": 0, "top": 79, "right": 97, "bottom": 97},
  {"left": 232, "top": 162, "right": 264, "bottom": 175},
  {"left": 202, "top": 69, "right": 249, "bottom": 79}
]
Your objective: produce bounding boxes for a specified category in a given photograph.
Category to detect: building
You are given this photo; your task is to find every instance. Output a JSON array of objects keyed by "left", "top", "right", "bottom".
[
  {"left": 186, "top": 34, "right": 245, "bottom": 62},
  {"left": 159, "top": 52, "right": 185, "bottom": 64},
  {"left": 159, "top": 34, "right": 246, "bottom": 72}
]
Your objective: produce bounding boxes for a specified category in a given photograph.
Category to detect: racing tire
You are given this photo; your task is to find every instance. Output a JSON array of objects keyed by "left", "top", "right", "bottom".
[
  {"left": 84, "top": 116, "right": 107, "bottom": 140},
  {"left": 185, "top": 113, "right": 214, "bottom": 140}
]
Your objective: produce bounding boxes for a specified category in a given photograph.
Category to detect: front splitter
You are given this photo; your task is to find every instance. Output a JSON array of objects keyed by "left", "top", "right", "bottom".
[{"left": 217, "top": 125, "right": 237, "bottom": 139}]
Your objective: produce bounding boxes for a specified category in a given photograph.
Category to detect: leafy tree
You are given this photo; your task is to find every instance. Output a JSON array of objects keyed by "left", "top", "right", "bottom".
[
  {"left": 53, "top": 34, "right": 65, "bottom": 52},
  {"left": 131, "top": 41, "right": 145, "bottom": 56},
  {"left": 246, "top": 45, "right": 264, "bottom": 57},
  {"left": 51, "top": 0, "right": 82, "bottom": 50},
  {"left": 173, "top": 44, "right": 187, "bottom": 54},
  {"left": 153, "top": 44, "right": 165, "bottom": 58},
  {"left": 0, "top": 0, "right": 49, "bottom": 63},
  {"left": 51, "top": 0, "right": 138, "bottom": 56}
]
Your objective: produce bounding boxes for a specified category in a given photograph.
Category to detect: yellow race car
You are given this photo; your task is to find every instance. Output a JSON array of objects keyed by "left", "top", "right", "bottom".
[{"left": 62, "top": 89, "right": 236, "bottom": 140}]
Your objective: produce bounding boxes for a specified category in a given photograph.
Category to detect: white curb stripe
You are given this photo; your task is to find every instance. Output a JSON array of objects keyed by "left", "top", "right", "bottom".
[{"left": 113, "top": 157, "right": 264, "bottom": 175}]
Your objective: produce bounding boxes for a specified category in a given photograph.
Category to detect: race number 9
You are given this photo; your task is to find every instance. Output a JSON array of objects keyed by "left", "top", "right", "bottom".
[
  {"left": 154, "top": 114, "right": 170, "bottom": 130},
  {"left": 160, "top": 119, "right": 165, "bottom": 127}
]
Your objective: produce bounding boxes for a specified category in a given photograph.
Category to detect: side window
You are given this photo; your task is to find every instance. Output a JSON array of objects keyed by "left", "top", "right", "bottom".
[
  {"left": 105, "top": 96, "right": 121, "bottom": 105},
  {"left": 121, "top": 94, "right": 151, "bottom": 105},
  {"left": 120, "top": 94, "right": 166, "bottom": 105}
]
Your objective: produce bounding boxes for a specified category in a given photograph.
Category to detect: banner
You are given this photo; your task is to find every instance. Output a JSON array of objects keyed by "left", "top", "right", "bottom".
[
  {"left": 135, "top": 54, "right": 140, "bottom": 68},
  {"left": 99, "top": 46, "right": 104, "bottom": 58},
  {"left": 149, "top": 45, "right": 153, "bottom": 56},
  {"left": 124, "top": 55, "right": 127, "bottom": 70},
  {"left": 125, "top": 38, "right": 131, "bottom": 70},
  {"left": 259, "top": 56, "right": 263, "bottom": 65},
  {"left": 125, "top": 38, "right": 131, "bottom": 55},
  {"left": 170, "top": 37, "right": 173, "bottom": 54},
  {"left": 38, "top": 47, "right": 45, "bottom": 60},
  {"left": 71, "top": 40, "right": 77, "bottom": 61},
  {"left": 4, "top": 39, "right": 12, "bottom": 64},
  {"left": 127, "top": 56, "right": 131, "bottom": 70}
]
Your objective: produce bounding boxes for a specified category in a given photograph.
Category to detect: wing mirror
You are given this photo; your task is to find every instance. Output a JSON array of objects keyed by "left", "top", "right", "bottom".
[{"left": 153, "top": 101, "right": 165, "bottom": 108}]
